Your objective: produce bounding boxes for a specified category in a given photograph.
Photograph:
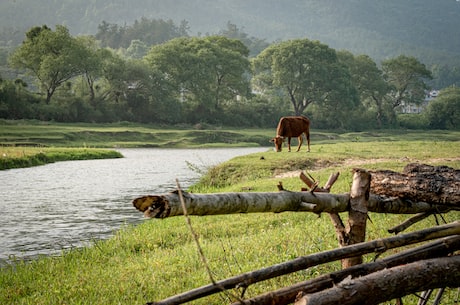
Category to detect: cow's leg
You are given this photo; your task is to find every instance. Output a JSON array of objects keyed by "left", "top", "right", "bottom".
[
  {"left": 296, "top": 135, "right": 303, "bottom": 152},
  {"left": 306, "top": 131, "right": 310, "bottom": 152},
  {"left": 287, "top": 137, "right": 292, "bottom": 152}
]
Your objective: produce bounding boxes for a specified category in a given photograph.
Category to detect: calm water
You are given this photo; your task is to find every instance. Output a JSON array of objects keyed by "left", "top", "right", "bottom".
[{"left": 0, "top": 147, "right": 267, "bottom": 264}]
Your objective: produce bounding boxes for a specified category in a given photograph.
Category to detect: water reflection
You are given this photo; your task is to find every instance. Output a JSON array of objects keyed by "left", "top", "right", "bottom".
[{"left": 0, "top": 147, "right": 267, "bottom": 263}]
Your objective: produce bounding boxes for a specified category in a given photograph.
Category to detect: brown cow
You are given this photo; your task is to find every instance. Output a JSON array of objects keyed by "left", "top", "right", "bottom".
[{"left": 270, "top": 116, "right": 311, "bottom": 152}]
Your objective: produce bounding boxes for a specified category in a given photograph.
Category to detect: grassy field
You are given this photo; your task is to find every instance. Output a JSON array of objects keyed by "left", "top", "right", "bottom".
[{"left": 0, "top": 121, "right": 459, "bottom": 304}]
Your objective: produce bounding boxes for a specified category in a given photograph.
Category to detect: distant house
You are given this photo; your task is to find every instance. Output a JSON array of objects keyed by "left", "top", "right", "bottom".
[{"left": 399, "top": 90, "right": 439, "bottom": 114}]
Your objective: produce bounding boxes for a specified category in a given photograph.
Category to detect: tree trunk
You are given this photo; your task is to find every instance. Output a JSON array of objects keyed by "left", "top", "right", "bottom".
[
  {"left": 371, "top": 163, "right": 460, "bottom": 206},
  {"left": 295, "top": 255, "right": 460, "bottom": 305}
]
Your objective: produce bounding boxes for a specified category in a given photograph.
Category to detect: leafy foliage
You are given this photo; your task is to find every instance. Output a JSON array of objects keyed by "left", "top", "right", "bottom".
[{"left": 424, "top": 87, "right": 460, "bottom": 130}]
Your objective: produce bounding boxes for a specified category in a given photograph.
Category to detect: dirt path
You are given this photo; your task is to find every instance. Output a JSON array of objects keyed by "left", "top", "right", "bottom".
[{"left": 274, "top": 157, "right": 460, "bottom": 178}]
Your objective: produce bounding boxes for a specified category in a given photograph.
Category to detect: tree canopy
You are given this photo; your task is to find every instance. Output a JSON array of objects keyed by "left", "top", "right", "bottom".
[
  {"left": 145, "top": 36, "right": 251, "bottom": 124},
  {"left": 252, "top": 39, "right": 359, "bottom": 128},
  {"left": 2, "top": 24, "right": 456, "bottom": 131},
  {"left": 382, "top": 55, "right": 433, "bottom": 109},
  {"left": 9, "top": 25, "right": 87, "bottom": 104}
]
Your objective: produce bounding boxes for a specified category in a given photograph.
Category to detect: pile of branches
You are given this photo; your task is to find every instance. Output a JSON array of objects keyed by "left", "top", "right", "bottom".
[{"left": 134, "top": 164, "right": 459, "bottom": 305}]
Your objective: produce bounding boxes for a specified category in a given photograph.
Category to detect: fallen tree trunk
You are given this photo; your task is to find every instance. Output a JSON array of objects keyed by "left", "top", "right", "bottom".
[
  {"left": 132, "top": 191, "right": 456, "bottom": 218},
  {"left": 295, "top": 255, "right": 460, "bottom": 305},
  {"left": 371, "top": 163, "right": 460, "bottom": 206},
  {"left": 146, "top": 222, "right": 460, "bottom": 305},
  {"left": 232, "top": 235, "right": 460, "bottom": 305}
]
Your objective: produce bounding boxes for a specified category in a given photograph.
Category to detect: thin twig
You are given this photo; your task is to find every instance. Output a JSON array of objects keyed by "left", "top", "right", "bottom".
[{"left": 175, "top": 179, "right": 243, "bottom": 304}]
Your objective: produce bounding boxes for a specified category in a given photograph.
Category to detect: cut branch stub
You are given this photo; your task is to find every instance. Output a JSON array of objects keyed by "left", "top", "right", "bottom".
[{"left": 132, "top": 194, "right": 171, "bottom": 218}]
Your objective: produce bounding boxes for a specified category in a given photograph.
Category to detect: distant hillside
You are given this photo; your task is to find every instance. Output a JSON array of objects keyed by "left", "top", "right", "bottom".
[{"left": 1, "top": 0, "right": 460, "bottom": 65}]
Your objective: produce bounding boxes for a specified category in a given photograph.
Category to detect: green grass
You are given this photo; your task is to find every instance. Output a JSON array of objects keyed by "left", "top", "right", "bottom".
[
  {"left": 0, "top": 147, "right": 123, "bottom": 170},
  {"left": 0, "top": 122, "right": 459, "bottom": 304},
  {"left": 189, "top": 140, "right": 460, "bottom": 193},
  {"left": 1, "top": 119, "right": 459, "bottom": 148},
  {"left": 0, "top": 120, "right": 272, "bottom": 148}
]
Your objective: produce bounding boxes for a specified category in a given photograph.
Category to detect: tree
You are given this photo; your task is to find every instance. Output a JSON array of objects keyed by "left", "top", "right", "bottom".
[
  {"left": 424, "top": 86, "right": 460, "bottom": 130},
  {"left": 9, "top": 25, "right": 84, "bottom": 104},
  {"left": 73, "top": 35, "right": 106, "bottom": 107},
  {"left": 337, "top": 51, "right": 392, "bottom": 128},
  {"left": 95, "top": 18, "right": 189, "bottom": 49},
  {"left": 145, "top": 36, "right": 251, "bottom": 123},
  {"left": 430, "top": 64, "right": 460, "bottom": 89},
  {"left": 381, "top": 55, "right": 432, "bottom": 110},
  {"left": 252, "top": 39, "right": 358, "bottom": 127},
  {"left": 0, "top": 77, "right": 35, "bottom": 119},
  {"left": 219, "top": 21, "right": 269, "bottom": 57},
  {"left": 126, "top": 39, "right": 149, "bottom": 59}
]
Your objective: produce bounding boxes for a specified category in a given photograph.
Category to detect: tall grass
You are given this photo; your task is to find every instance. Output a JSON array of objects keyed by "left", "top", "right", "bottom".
[{"left": 0, "top": 130, "right": 459, "bottom": 304}]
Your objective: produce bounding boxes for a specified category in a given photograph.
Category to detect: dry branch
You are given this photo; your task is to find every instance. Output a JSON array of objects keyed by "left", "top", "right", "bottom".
[
  {"left": 371, "top": 163, "right": 460, "bottom": 206},
  {"left": 388, "top": 212, "right": 432, "bottom": 234},
  {"left": 295, "top": 255, "right": 460, "bottom": 305},
  {"left": 232, "top": 235, "right": 460, "bottom": 305},
  {"left": 146, "top": 222, "right": 459, "bottom": 305}
]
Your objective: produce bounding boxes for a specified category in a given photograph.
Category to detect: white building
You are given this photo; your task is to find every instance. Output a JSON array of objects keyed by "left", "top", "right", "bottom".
[{"left": 399, "top": 90, "right": 439, "bottom": 114}]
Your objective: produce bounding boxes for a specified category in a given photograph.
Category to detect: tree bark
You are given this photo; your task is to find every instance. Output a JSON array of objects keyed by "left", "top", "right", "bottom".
[
  {"left": 232, "top": 235, "right": 460, "bottom": 305},
  {"left": 371, "top": 163, "right": 460, "bottom": 206},
  {"left": 132, "top": 191, "right": 456, "bottom": 219},
  {"left": 295, "top": 255, "right": 460, "bottom": 305}
]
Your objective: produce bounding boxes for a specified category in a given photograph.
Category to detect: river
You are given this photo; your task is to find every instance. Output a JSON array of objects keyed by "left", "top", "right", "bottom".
[{"left": 0, "top": 147, "right": 267, "bottom": 264}]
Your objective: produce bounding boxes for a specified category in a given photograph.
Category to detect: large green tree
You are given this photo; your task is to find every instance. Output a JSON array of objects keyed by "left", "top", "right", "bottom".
[
  {"left": 145, "top": 36, "right": 251, "bottom": 123},
  {"left": 252, "top": 39, "right": 358, "bottom": 127},
  {"left": 381, "top": 55, "right": 432, "bottom": 110},
  {"left": 338, "top": 51, "right": 392, "bottom": 127},
  {"left": 9, "top": 25, "right": 85, "bottom": 104}
]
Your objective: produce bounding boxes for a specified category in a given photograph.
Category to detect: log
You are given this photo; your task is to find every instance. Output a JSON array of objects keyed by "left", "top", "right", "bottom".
[
  {"left": 132, "top": 191, "right": 456, "bottom": 218},
  {"left": 133, "top": 190, "right": 350, "bottom": 218},
  {"left": 232, "top": 235, "right": 460, "bottom": 305},
  {"left": 146, "top": 222, "right": 460, "bottom": 305},
  {"left": 295, "top": 255, "right": 460, "bottom": 305},
  {"left": 371, "top": 163, "right": 460, "bottom": 206}
]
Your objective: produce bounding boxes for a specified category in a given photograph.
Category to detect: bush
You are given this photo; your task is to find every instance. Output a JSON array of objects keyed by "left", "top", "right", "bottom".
[{"left": 397, "top": 114, "right": 428, "bottom": 129}]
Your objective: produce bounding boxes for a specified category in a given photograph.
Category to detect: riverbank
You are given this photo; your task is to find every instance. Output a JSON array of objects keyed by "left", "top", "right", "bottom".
[
  {"left": 1, "top": 135, "right": 459, "bottom": 304},
  {"left": 2, "top": 119, "right": 459, "bottom": 171},
  {"left": 0, "top": 119, "right": 271, "bottom": 148},
  {"left": 0, "top": 147, "right": 123, "bottom": 170},
  {"left": 1, "top": 120, "right": 460, "bottom": 304}
]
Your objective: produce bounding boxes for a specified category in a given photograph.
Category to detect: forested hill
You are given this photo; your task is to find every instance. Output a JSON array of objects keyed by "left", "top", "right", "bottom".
[{"left": 1, "top": 0, "right": 460, "bottom": 64}]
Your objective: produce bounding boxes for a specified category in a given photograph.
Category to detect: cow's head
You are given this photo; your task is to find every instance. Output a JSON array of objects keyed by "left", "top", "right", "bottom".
[{"left": 270, "top": 136, "right": 284, "bottom": 152}]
